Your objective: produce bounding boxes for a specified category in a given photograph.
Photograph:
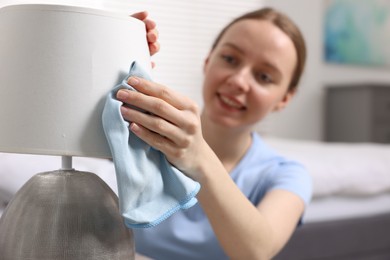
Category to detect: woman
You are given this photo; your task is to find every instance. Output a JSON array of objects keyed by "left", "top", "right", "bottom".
[{"left": 124, "top": 7, "right": 312, "bottom": 260}]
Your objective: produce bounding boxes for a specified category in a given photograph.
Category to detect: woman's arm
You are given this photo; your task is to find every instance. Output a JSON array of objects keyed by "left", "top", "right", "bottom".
[
  {"left": 117, "top": 77, "right": 305, "bottom": 259},
  {"left": 198, "top": 170, "right": 304, "bottom": 259}
]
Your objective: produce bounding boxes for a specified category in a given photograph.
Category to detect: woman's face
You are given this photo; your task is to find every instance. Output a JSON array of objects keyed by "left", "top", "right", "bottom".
[{"left": 202, "top": 19, "right": 297, "bottom": 129}]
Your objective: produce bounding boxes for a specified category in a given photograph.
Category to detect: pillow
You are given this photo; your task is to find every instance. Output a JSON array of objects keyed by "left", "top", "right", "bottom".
[{"left": 264, "top": 137, "right": 390, "bottom": 198}]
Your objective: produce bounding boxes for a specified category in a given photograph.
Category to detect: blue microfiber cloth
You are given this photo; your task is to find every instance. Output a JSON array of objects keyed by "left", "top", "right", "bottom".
[{"left": 102, "top": 61, "right": 200, "bottom": 228}]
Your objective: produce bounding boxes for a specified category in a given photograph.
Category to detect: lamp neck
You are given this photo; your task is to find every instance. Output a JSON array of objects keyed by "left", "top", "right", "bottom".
[{"left": 61, "top": 156, "right": 74, "bottom": 171}]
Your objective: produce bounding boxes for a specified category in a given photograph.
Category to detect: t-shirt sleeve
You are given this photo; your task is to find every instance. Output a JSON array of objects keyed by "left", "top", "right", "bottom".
[{"left": 267, "top": 160, "right": 313, "bottom": 206}]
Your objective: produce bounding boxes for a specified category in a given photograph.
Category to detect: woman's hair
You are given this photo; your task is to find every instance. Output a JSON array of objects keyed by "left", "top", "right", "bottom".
[{"left": 211, "top": 7, "right": 306, "bottom": 92}]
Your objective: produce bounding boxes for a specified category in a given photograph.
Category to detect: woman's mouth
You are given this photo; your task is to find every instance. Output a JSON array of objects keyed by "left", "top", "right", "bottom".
[{"left": 218, "top": 94, "right": 246, "bottom": 110}]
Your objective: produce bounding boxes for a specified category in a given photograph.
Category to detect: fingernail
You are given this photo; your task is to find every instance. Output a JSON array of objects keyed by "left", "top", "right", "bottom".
[
  {"left": 120, "top": 106, "right": 128, "bottom": 114},
  {"left": 128, "top": 77, "right": 139, "bottom": 86},
  {"left": 117, "top": 90, "right": 128, "bottom": 99},
  {"left": 130, "top": 122, "right": 140, "bottom": 132}
]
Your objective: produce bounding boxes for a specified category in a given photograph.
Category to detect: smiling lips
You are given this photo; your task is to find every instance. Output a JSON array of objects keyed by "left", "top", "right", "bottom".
[{"left": 218, "top": 94, "right": 246, "bottom": 111}]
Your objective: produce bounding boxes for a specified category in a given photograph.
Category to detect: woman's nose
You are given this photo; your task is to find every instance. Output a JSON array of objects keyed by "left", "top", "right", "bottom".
[{"left": 226, "top": 67, "right": 251, "bottom": 93}]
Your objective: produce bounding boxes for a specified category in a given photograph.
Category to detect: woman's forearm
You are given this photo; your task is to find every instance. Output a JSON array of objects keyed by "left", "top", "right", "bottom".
[{"left": 195, "top": 150, "right": 275, "bottom": 260}]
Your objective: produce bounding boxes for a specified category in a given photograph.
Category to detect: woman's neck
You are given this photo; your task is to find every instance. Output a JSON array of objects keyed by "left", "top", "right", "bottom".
[{"left": 201, "top": 112, "right": 252, "bottom": 173}]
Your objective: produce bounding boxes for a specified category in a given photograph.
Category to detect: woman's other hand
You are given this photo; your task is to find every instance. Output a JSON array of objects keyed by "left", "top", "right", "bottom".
[{"left": 131, "top": 11, "right": 160, "bottom": 68}]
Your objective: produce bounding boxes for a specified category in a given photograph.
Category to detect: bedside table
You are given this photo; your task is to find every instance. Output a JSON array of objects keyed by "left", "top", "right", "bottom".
[{"left": 325, "top": 84, "right": 390, "bottom": 143}]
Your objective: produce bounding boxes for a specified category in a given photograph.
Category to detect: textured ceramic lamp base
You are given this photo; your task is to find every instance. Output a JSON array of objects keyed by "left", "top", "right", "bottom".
[{"left": 0, "top": 170, "right": 134, "bottom": 260}]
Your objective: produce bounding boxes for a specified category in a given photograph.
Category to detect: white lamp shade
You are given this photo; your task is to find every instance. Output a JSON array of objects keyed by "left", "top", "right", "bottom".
[{"left": 0, "top": 4, "right": 151, "bottom": 158}]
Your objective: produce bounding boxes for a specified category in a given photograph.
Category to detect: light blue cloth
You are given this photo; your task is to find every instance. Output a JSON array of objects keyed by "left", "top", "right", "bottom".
[{"left": 102, "top": 61, "right": 200, "bottom": 228}]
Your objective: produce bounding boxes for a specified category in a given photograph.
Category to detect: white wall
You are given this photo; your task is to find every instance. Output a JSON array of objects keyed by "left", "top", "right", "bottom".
[{"left": 261, "top": 0, "right": 390, "bottom": 141}]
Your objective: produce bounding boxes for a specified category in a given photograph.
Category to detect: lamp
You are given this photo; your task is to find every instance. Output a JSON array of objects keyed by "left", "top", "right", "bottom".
[{"left": 0, "top": 4, "right": 151, "bottom": 259}]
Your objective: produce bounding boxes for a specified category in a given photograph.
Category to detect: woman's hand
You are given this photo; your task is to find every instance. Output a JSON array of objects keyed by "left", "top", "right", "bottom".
[
  {"left": 117, "top": 77, "right": 210, "bottom": 180},
  {"left": 131, "top": 11, "right": 160, "bottom": 67}
]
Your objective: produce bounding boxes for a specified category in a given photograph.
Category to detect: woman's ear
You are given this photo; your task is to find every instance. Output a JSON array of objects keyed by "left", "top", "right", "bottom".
[{"left": 273, "top": 89, "right": 295, "bottom": 112}]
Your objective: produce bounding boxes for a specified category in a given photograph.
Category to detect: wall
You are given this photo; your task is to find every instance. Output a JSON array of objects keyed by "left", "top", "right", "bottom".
[{"left": 261, "top": 0, "right": 390, "bottom": 141}]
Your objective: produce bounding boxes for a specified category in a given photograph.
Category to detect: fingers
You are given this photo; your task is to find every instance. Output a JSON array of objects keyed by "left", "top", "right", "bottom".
[
  {"left": 145, "top": 20, "right": 159, "bottom": 56},
  {"left": 122, "top": 77, "right": 196, "bottom": 112},
  {"left": 148, "top": 41, "right": 160, "bottom": 56},
  {"left": 131, "top": 11, "right": 160, "bottom": 57},
  {"left": 144, "top": 18, "right": 156, "bottom": 31},
  {"left": 129, "top": 122, "right": 184, "bottom": 158},
  {"left": 130, "top": 11, "right": 148, "bottom": 21},
  {"left": 131, "top": 13, "right": 158, "bottom": 43},
  {"left": 119, "top": 92, "right": 195, "bottom": 150},
  {"left": 117, "top": 88, "right": 185, "bottom": 128},
  {"left": 121, "top": 106, "right": 189, "bottom": 147},
  {"left": 116, "top": 77, "right": 200, "bottom": 144}
]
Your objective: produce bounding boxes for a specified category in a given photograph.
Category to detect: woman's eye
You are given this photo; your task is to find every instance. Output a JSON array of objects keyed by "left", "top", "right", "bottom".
[
  {"left": 256, "top": 73, "right": 273, "bottom": 84},
  {"left": 221, "top": 55, "right": 236, "bottom": 64}
]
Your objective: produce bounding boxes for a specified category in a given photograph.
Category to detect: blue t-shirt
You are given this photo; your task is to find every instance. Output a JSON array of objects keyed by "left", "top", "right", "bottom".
[{"left": 134, "top": 133, "right": 312, "bottom": 260}]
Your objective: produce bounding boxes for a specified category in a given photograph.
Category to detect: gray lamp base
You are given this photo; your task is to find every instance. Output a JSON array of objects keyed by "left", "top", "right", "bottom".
[{"left": 0, "top": 170, "right": 134, "bottom": 260}]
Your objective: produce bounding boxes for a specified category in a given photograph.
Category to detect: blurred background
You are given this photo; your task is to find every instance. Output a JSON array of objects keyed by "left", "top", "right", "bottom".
[{"left": 1, "top": 0, "right": 390, "bottom": 142}]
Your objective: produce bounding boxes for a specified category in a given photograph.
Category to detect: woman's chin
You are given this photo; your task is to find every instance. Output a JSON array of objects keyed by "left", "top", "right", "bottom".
[{"left": 208, "top": 114, "right": 242, "bottom": 128}]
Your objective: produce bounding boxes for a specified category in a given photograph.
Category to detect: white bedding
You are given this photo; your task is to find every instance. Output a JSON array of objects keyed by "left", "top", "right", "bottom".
[
  {"left": 264, "top": 137, "right": 390, "bottom": 198},
  {"left": 304, "top": 193, "right": 390, "bottom": 223}
]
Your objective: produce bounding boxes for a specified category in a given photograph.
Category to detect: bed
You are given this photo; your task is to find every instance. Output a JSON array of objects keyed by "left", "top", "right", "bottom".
[
  {"left": 1, "top": 137, "right": 390, "bottom": 259},
  {"left": 263, "top": 137, "right": 390, "bottom": 259}
]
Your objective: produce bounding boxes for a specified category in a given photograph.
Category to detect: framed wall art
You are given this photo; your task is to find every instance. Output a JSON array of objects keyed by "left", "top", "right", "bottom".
[{"left": 324, "top": 0, "right": 390, "bottom": 66}]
